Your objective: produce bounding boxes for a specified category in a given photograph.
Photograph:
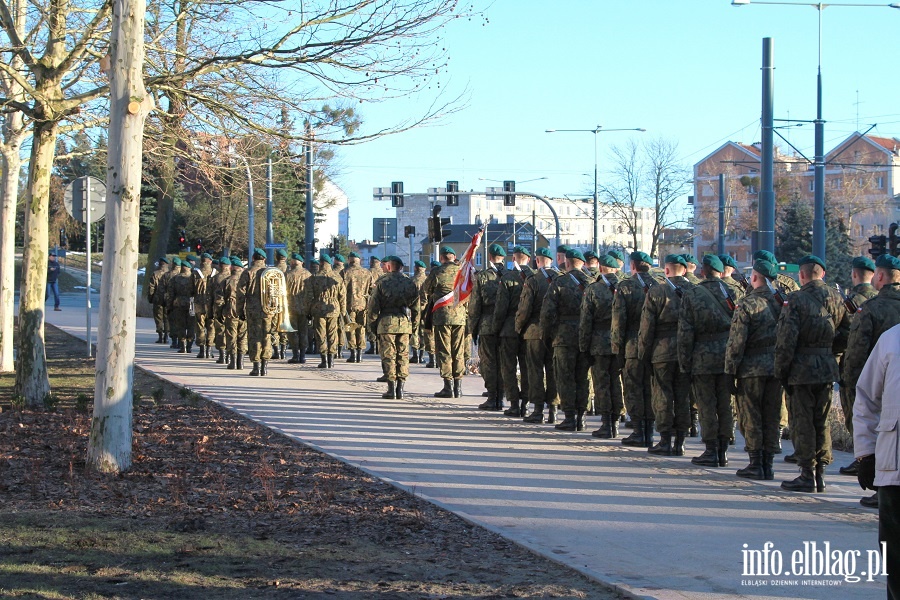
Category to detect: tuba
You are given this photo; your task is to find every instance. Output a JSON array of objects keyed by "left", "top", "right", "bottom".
[{"left": 259, "top": 267, "right": 295, "bottom": 332}]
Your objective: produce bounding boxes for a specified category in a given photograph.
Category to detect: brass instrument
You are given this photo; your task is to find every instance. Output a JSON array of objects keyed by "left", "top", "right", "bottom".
[{"left": 259, "top": 267, "right": 295, "bottom": 332}]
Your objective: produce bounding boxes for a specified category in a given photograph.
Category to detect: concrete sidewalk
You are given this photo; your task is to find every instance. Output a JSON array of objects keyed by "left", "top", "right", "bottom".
[{"left": 45, "top": 301, "right": 885, "bottom": 600}]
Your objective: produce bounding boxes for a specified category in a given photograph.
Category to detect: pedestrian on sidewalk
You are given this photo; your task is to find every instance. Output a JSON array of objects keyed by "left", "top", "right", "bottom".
[{"left": 47, "top": 250, "right": 61, "bottom": 311}]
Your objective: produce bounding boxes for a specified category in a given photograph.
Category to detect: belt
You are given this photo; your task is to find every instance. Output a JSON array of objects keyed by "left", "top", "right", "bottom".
[
  {"left": 796, "top": 347, "right": 831, "bottom": 356},
  {"left": 743, "top": 345, "right": 775, "bottom": 356},
  {"left": 696, "top": 331, "right": 730, "bottom": 343}
]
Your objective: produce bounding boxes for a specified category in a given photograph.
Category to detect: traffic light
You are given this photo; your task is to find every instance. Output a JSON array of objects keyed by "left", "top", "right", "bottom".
[
  {"left": 503, "top": 180, "right": 516, "bottom": 206},
  {"left": 195, "top": 238, "right": 203, "bottom": 253},
  {"left": 179, "top": 229, "right": 187, "bottom": 248},
  {"left": 890, "top": 223, "right": 900, "bottom": 257},
  {"left": 869, "top": 234, "right": 887, "bottom": 259},
  {"left": 439, "top": 215, "right": 452, "bottom": 240},
  {"left": 404, "top": 225, "right": 415, "bottom": 238},
  {"left": 391, "top": 181, "right": 404, "bottom": 208},
  {"left": 431, "top": 205, "right": 442, "bottom": 242},
  {"left": 59, "top": 227, "right": 68, "bottom": 248},
  {"left": 446, "top": 180, "right": 459, "bottom": 206}
]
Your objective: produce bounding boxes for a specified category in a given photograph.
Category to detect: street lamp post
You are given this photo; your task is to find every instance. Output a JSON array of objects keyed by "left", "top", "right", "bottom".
[
  {"left": 226, "top": 149, "right": 254, "bottom": 258},
  {"left": 732, "top": 0, "right": 899, "bottom": 259},
  {"left": 546, "top": 126, "right": 645, "bottom": 255}
]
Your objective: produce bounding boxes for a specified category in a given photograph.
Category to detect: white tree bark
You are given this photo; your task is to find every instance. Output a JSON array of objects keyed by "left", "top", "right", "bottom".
[{"left": 87, "top": 0, "right": 150, "bottom": 473}]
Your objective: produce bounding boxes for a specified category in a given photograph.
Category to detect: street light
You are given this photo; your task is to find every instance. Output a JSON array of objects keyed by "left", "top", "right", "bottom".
[
  {"left": 732, "top": 0, "right": 899, "bottom": 259},
  {"left": 223, "top": 148, "right": 254, "bottom": 258},
  {"left": 545, "top": 126, "right": 646, "bottom": 254}
]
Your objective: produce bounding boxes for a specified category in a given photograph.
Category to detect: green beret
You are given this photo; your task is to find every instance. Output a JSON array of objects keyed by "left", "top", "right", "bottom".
[
  {"left": 333, "top": 254, "right": 345, "bottom": 263},
  {"left": 253, "top": 248, "right": 266, "bottom": 259},
  {"left": 607, "top": 249, "right": 626, "bottom": 263},
  {"left": 371, "top": 256, "right": 381, "bottom": 262},
  {"left": 440, "top": 246, "right": 456, "bottom": 256},
  {"left": 681, "top": 253, "right": 698, "bottom": 265},
  {"left": 310, "top": 258, "right": 320, "bottom": 265},
  {"left": 583, "top": 250, "right": 598, "bottom": 261},
  {"left": 414, "top": 260, "right": 426, "bottom": 268},
  {"left": 556, "top": 245, "right": 570, "bottom": 254},
  {"left": 291, "top": 252, "right": 303, "bottom": 261},
  {"left": 430, "top": 260, "right": 441, "bottom": 268},
  {"left": 230, "top": 256, "right": 243, "bottom": 267},
  {"left": 275, "top": 248, "right": 288, "bottom": 258},
  {"left": 389, "top": 256, "right": 404, "bottom": 267},
  {"left": 211, "top": 258, "right": 220, "bottom": 265},
  {"left": 513, "top": 245, "right": 531, "bottom": 257},
  {"left": 201, "top": 252, "right": 212, "bottom": 260},
  {"left": 852, "top": 256, "right": 876, "bottom": 272},
  {"left": 718, "top": 254, "right": 738, "bottom": 269},
  {"left": 535, "top": 247, "right": 553, "bottom": 259},
  {"left": 665, "top": 254, "right": 688, "bottom": 267},
  {"left": 349, "top": 251, "right": 361, "bottom": 259},
  {"left": 702, "top": 254, "right": 724, "bottom": 273},
  {"left": 172, "top": 257, "right": 182, "bottom": 267},
  {"left": 566, "top": 249, "right": 586, "bottom": 263},
  {"left": 488, "top": 243, "right": 506, "bottom": 257},
  {"left": 798, "top": 255, "right": 826, "bottom": 270},
  {"left": 320, "top": 252, "right": 333, "bottom": 265},
  {"left": 599, "top": 255, "right": 619, "bottom": 268},
  {"left": 753, "top": 260, "right": 778, "bottom": 279},
  {"left": 876, "top": 254, "right": 900, "bottom": 271},
  {"left": 630, "top": 251, "right": 652, "bottom": 265},
  {"left": 754, "top": 250, "right": 777, "bottom": 264},
  {"left": 186, "top": 254, "right": 198, "bottom": 262},
  {"left": 158, "top": 256, "right": 169, "bottom": 264}
]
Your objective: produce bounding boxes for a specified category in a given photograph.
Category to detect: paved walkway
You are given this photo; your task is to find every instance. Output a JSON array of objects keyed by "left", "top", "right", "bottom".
[{"left": 44, "top": 296, "right": 885, "bottom": 600}]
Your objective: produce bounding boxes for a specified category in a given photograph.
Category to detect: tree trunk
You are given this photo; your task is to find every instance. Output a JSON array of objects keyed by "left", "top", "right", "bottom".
[
  {"left": 87, "top": 0, "right": 150, "bottom": 473},
  {"left": 15, "top": 120, "right": 57, "bottom": 405}
]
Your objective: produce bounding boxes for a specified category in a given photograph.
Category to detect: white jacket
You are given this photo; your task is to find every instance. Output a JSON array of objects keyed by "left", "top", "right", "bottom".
[{"left": 854, "top": 323, "right": 900, "bottom": 487}]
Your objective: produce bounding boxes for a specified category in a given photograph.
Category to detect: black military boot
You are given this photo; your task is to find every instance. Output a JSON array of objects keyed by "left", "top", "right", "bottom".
[
  {"left": 197, "top": 344, "right": 206, "bottom": 359},
  {"left": 249, "top": 362, "right": 261, "bottom": 376},
  {"left": 355, "top": 349, "right": 363, "bottom": 363},
  {"left": 346, "top": 349, "right": 356, "bottom": 363},
  {"left": 288, "top": 349, "right": 301, "bottom": 364},
  {"left": 839, "top": 459, "right": 859, "bottom": 476},
  {"left": 423, "top": 353, "right": 434, "bottom": 368},
  {"left": 376, "top": 374, "right": 388, "bottom": 383},
  {"left": 648, "top": 432, "right": 673, "bottom": 455},
  {"left": 317, "top": 354, "right": 328, "bottom": 369},
  {"left": 395, "top": 379, "right": 405, "bottom": 399},
  {"left": 365, "top": 342, "right": 375, "bottom": 355},
  {"left": 575, "top": 410, "right": 586, "bottom": 432},
  {"left": 453, "top": 379, "right": 462, "bottom": 398},
  {"left": 327, "top": 354, "right": 334, "bottom": 369},
  {"left": 692, "top": 441, "right": 719, "bottom": 467},
  {"left": 547, "top": 405, "right": 558, "bottom": 424},
  {"left": 186, "top": 340, "right": 194, "bottom": 353},
  {"left": 237, "top": 354, "right": 244, "bottom": 370},
  {"left": 478, "top": 394, "right": 500, "bottom": 411},
  {"left": 260, "top": 360, "right": 268, "bottom": 376},
  {"left": 621, "top": 419, "right": 645, "bottom": 446},
  {"left": 216, "top": 349, "right": 225, "bottom": 364},
  {"left": 434, "top": 379, "right": 453, "bottom": 398},
  {"left": 503, "top": 399, "right": 520, "bottom": 417},
  {"left": 673, "top": 431, "right": 687, "bottom": 456},
  {"left": 170, "top": 336, "right": 178, "bottom": 348},
  {"left": 410, "top": 349, "right": 419, "bottom": 364},
  {"left": 374, "top": 341, "right": 380, "bottom": 354},
  {"left": 156, "top": 332, "right": 164, "bottom": 343},
  {"left": 762, "top": 452, "right": 775, "bottom": 481},
  {"left": 418, "top": 349, "right": 425, "bottom": 364},
  {"left": 737, "top": 450, "right": 765, "bottom": 480},
  {"left": 227, "top": 353, "right": 236, "bottom": 370},
  {"left": 279, "top": 344, "right": 287, "bottom": 360},
  {"left": 781, "top": 466, "right": 816, "bottom": 492},
  {"left": 382, "top": 381, "right": 395, "bottom": 399},
  {"left": 555, "top": 411, "right": 577, "bottom": 431},
  {"left": 717, "top": 436, "right": 730, "bottom": 467},
  {"left": 178, "top": 340, "right": 187, "bottom": 353},
  {"left": 644, "top": 420, "right": 655, "bottom": 448},
  {"left": 336, "top": 345, "right": 343, "bottom": 359},
  {"left": 524, "top": 404, "right": 544, "bottom": 423},
  {"left": 784, "top": 453, "right": 797, "bottom": 463},
  {"left": 815, "top": 464, "right": 826, "bottom": 493},
  {"left": 592, "top": 413, "right": 614, "bottom": 439},
  {"left": 689, "top": 409, "right": 699, "bottom": 438}
]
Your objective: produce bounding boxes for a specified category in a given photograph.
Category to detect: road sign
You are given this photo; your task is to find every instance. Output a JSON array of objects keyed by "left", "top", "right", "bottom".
[
  {"left": 63, "top": 176, "right": 107, "bottom": 224},
  {"left": 264, "top": 243, "right": 287, "bottom": 249},
  {"left": 485, "top": 186, "right": 503, "bottom": 201},
  {"left": 372, "top": 186, "right": 392, "bottom": 199},
  {"left": 373, "top": 218, "right": 397, "bottom": 243}
]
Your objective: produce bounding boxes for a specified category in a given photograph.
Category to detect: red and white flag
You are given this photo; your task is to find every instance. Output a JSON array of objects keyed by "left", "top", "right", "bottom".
[{"left": 433, "top": 226, "right": 485, "bottom": 312}]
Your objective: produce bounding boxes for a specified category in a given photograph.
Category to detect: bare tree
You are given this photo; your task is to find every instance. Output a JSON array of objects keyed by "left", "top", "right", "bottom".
[{"left": 601, "top": 139, "right": 644, "bottom": 252}]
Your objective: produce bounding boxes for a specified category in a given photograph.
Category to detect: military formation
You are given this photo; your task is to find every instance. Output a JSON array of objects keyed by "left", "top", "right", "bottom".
[{"left": 148, "top": 241, "right": 900, "bottom": 506}]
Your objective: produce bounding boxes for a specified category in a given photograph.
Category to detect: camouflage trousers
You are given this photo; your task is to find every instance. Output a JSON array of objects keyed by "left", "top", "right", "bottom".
[
  {"left": 422, "top": 328, "right": 435, "bottom": 353},
  {"left": 499, "top": 335, "right": 527, "bottom": 404},
  {"left": 248, "top": 315, "right": 274, "bottom": 362},
  {"left": 435, "top": 324, "right": 465, "bottom": 380},
  {"left": 651, "top": 361, "right": 691, "bottom": 434},
  {"left": 314, "top": 316, "right": 339, "bottom": 355},
  {"left": 591, "top": 354, "right": 623, "bottom": 416},
  {"left": 194, "top": 312, "right": 210, "bottom": 346},
  {"left": 211, "top": 317, "right": 226, "bottom": 350},
  {"left": 224, "top": 318, "right": 248, "bottom": 356},
  {"left": 736, "top": 376, "right": 782, "bottom": 454},
  {"left": 787, "top": 383, "right": 833, "bottom": 468},
  {"left": 346, "top": 311, "right": 367, "bottom": 350},
  {"left": 692, "top": 373, "right": 734, "bottom": 442},
  {"left": 169, "top": 307, "right": 193, "bottom": 342},
  {"left": 839, "top": 380, "right": 858, "bottom": 436},
  {"left": 379, "top": 333, "right": 410, "bottom": 381},
  {"left": 553, "top": 345, "right": 591, "bottom": 413},
  {"left": 524, "top": 339, "right": 557, "bottom": 408},
  {"left": 622, "top": 357, "right": 653, "bottom": 420},
  {"left": 153, "top": 303, "right": 166, "bottom": 334},
  {"left": 477, "top": 334, "right": 502, "bottom": 397},
  {"left": 288, "top": 310, "right": 309, "bottom": 354}
]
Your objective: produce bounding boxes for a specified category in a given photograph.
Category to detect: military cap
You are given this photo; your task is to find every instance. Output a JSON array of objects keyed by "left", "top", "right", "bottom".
[
  {"left": 535, "top": 247, "right": 553, "bottom": 259},
  {"left": 681, "top": 253, "right": 698, "bottom": 265},
  {"left": 583, "top": 250, "right": 598, "bottom": 261},
  {"left": 702, "top": 254, "right": 724, "bottom": 273},
  {"left": 172, "top": 257, "right": 182, "bottom": 267},
  {"left": 349, "top": 251, "right": 361, "bottom": 259},
  {"left": 665, "top": 254, "right": 688, "bottom": 267},
  {"left": 332, "top": 254, "right": 344, "bottom": 263},
  {"left": 607, "top": 249, "right": 626, "bottom": 263},
  {"left": 291, "top": 252, "right": 303, "bottom": 261},
  {"left": 566, "top": 249, "right": 586, "bottom": 263},
  {"left": 158, "top": 256, "right": 169, "bottom": 264},
  {"left": 201, "top": 252, "right": 212, "bottom": 260},
  {"left": 309, "top": 258, "right": 320, "bottom": 265},
  {"left": 252, "top": 248, "right": 266, "bottom": 259},
  {"left": 599, "top": 254, "right": 619, "bottom": 269},
  {"left": 389, "top": 256, "right": 404, "bottom": 267},
  {"left": 430, "top": 260, "right": 441, "bottom": 268},
  {"left": 371, "top": 256, "right": 381, "bottom": 262},
  {"left": 488, "top": 243, "right": 506, "bottom": 257},
  {"left": 441, "top": 246, "right": 456, "bottom": 256},
  {"left": 753, "top": 260, "right": 778, "bottom": 279},
  {"left": 876, "top": 254, "right": 900, "bottom": 271},
  {"left": 211, "top": 258, "right": 220, "bottom": 265},
  {"left": 629, "top": 250, "right": 652, "bottom": 265},
  {"left": 556, "top": 244, "right": 570, "bottom": 254},
  {"left": 513, "top": 245, "right": 531, "bottom": 257},
  {"left": 754, "top": 250, "right": 777, "bottom": 264},
  {"left": 851, "top": 256, "right": 876, "bottom": 272},
  {"left": 320, "top": 252, "right": 333, "bottom": 265},
  {"left": 718, "top": 254, "right": 738, "bottom": 269},
  {"left": 414, "top": 260, "right": 427, "bottom": 268},
  {"left": 798, "top": 255, "right": 826, "bottom": 270},
  {"left": 275, "top": 248, "right": 288, "bottom": 258},
  {"left": 230, "top": 257, "right": 244, "bottom": 267},
  {"left": 186, "top": 254, "right": 198, "bottom": 262}
]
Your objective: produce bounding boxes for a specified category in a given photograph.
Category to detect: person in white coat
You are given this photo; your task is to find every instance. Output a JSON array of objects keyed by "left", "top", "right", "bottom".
[{"left": 854, "top": 322, "right": 900, "bottom": 600}]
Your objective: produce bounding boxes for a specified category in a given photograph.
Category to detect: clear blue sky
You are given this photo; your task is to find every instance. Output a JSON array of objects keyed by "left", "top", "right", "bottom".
[{"left": 334, "top": 0, "right": 900, "bottom": 242}]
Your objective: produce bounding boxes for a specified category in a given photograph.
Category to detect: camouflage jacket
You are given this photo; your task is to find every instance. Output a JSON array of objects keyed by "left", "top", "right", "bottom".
[
  {"left": 422, "top": 262, "right": 467, "bottom": 327},
  {"left": 540, "top": 268, "right": 593, "bottom": 347},
  {"left": 166, "top": 268, "right": 194, "bottom": 309},
  {"left": 723, "top": 275, "right": 746, "bottom": 303},
  {"left": 468, "top": 263, "right": 505, "bottom": 336},
  {"left": 237, "top": 259, "right": 267, "bottom": 318},
  {"left": 842, "top": 283, "right": 900, "bottom": 387},
  {"left": 638, "top": 275, "right": 693, "bottom": 364},
  {"left": 678, "top": 277, "right": 736, "bottom": 375},
  {"left": 304, "top": 268, "right": 346, "bottom": 318},
  {"left": 579, "top": 272, "right": 619, "bottom": 355},
  {"left": 724, "top": 286, "right": 781, "bottom": 378},
  {"left": 515, "top": 266, "right": 558, "bottom": 340},
  {"left": 367, "top": 271, "right": 420, "bottom": 335},
  {"left": 343, "top": 264, "right": 374, "bottom": 313},
  {"left": 776, "top": 273, "right": 800, "bottom": 294},
  {"left": 611, "top": 272, "right": 658, "bottom": 359},
  {"left": 147, "top": 266, "right": 168, "bottom": 305},
  {"left": 774, "top": 279, "right": 850, "bottom": 385},
  {"left": 191, "top": 262, "right": 214, "bottom": 313},
  {"left": 275, "top": 258, "right": 288, "bottom": 274},
  {"left": 285, "top": 266, "right": 311, "bottom": 315},
  {"left": 209, "top": 268, "right": 231, "bottom": 320},
  {"left": 492, "top": 264, "right": 533, "bottom": 337},
  {"left": 221, "top": 270, "right": 245, "bottom": 320},
  {"left": 849, "top": 282, "right": 878, "bottom": 314},
  {"left": 684, "top": 272, "right": 701, "bottom": 285}
]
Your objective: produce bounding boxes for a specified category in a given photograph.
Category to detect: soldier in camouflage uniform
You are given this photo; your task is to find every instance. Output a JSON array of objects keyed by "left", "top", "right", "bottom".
[
  {"left": 604, "top": 250, "right": 626, "bottom": 422},
  {"left": 190, "top": 253, "right": 214, "bottom": 358},
  {"left": 343, "top": 252, "right": 374, "bottom": 363},
  {"left": 421, "top": 260, "right": 441, "bottom": 368},
  {"left": 469, "top": 244, "right": 507, "bottom": 411},
  {"left": 285, "top": 253, "right": 310, "bottom": 364},
  {"left": 208, "top": 258, "right": 232, "bottom": 364},
  {"left": 162, "top": 259, "right": 180, "bottom": 347},
  {"left": 238, "top": 248, "right": 272, "bottom": 376},
  {"left": 775, "top": 255, "right": 850, "bottom": 493},
  {"left": 541, "top": 249, "right": 594, "bottom": 432},
  {"left": 269, "top": 249, "right": 290, "bottom": 359},
  {"left": 612, "top": 251, "right": 658, "bottom": 446},
  {"left": 367, "top": 256, "right": 420, "bottom": 399},
  {"left": 305, "top": 252, "right": 345, "bottom": 369},
  {"left": 147, "top": 257, "right": 170, "bottom": 343},
  {"left": 424, "top": 249, "right": 467, "bottom": 398},
  {"left": 410, "top": 260, "right": 428, "bottom": 364},
  {"left": 678, "top": 253, "right": 702, "bottom": 434},
  {"left": 493, "top": 245, "right": 534, "bottom": 417},
  {"left": 517, "top": 247, "right": 559, "bottom": 423},
  {"left": 682, "top": 254, "right": 701, "bottom": 285},
  {"left": 364, "top": 256, "right": 385, "bottom": 355},
  {"left": 639, "top": 254, "right": 694, "bottom": 451},
  {"left": 725, "top": 260, "right": 783, "bottom": 481},
  {"left": 679, "top": 255, "right": 737, "bottom": 463},
  {"left": 332, "top": 254, "right": 348, "bottom": 358},
  {"left": 222, "top": 257, "right": 248, "bottom": 370},
  {"left": 580, "top": 254, "right": 621, "bottom": 438},
  {"left": 167, "top": 258, "right": 195, "bottom": 353}
]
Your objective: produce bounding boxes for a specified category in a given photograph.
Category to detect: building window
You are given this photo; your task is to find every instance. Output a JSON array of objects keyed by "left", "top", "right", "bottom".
[
  {"left": 808, "top": 180, "right": 815, "bottom": 192},
  {"left": 832, "top": 178, "right": 842, "bottom": 189},
  {"left": 702, "top": 184, "right": 713, "bottom": 197},
  {"left": 877, "top": 177, "right": 885, "bottom": 189},
  {"left": 475, "top": 253, "right": 483, "bottom": 267}
]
